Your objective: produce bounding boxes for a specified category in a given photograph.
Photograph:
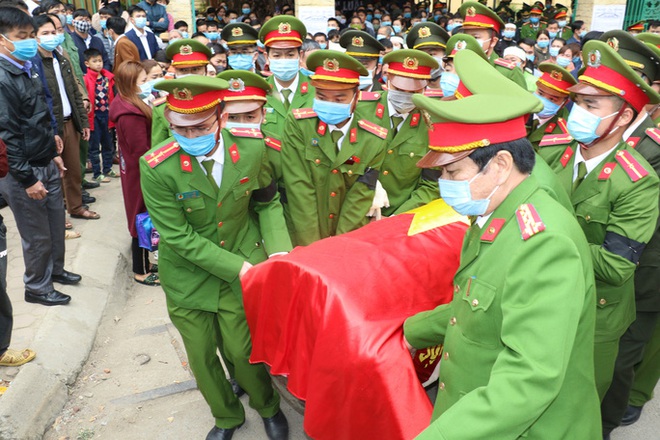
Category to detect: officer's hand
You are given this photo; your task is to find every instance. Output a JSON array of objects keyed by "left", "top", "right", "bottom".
[
  {"left": 26, "top": 181, "right": 48, "bottom": 200},
  {"left": 238, "top": 261, "right": 253, "bottom": 279},
  {"left": 54, "top": 135, "right": 64, "bottom": 154},
  {"left": 53, "top": 156, "right": 67, "bottom": 178},
  {"left": 82, "top": 128, "right": 91, "bottom": 141}
]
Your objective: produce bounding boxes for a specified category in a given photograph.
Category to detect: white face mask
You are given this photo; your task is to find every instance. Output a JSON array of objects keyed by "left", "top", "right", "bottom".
[
  {"left": 225, "top": 120, "right": 262, "bottom": 130},
  {"left": 387, "top": 88, "right": 416, "bottom": 114}
]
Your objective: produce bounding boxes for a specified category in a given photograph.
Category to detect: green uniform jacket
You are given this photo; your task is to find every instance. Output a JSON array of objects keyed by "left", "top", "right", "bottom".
[
  {"left": 356, "top": 91, "right": 440, "bottom": 216},
  {"left": 539, "top": 140, "right": 660, "bottom": 341},
  {"left": 530, "top": 151, "right": 573, "bottom": 212},
  {"left": 281, "top": 111, "right": 388, "bottom": 246},
  {"left": 490, "top": 55, "right": 528, "bottom": 90},
  {"left": 404, "top": 176, "right": 601, "bottom": 440},
  {"left": 139, "top": 130, "right": 292, "bottom": 312},
  {"left": 150, "top": 99, "right": 169, "bottom": 147},
  {"left": 560, "top": 27, "right": 573, "bottom": 41},
  {"left": 526, "top": 110, "right": 569, "bottom": 152},
  {"left": 520, "top": 23, "right": 546, "bottom": 41}
]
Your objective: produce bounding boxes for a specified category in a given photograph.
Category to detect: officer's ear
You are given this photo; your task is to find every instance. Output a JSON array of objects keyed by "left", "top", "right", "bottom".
[
  {"left": 615, "top": 105, "right": 636, "bottom": 128},
  {"left": 490, "top": 150, "right": 514, "bottom": 185},
  {"left": 350, "top": 86, "right": 360, "bottom": 113}
]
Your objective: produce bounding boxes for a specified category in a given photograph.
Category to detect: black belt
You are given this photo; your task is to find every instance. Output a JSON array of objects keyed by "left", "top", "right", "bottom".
[{"left": 63, "top": 116, "right": 72, "bottom": 122}]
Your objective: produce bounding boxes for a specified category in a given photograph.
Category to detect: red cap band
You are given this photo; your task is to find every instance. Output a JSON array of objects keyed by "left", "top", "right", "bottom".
[
  {"left": 222, "top": 85, "right": 268, "bottom": 102},
  {"left": 538, "top": 71, "right": 573, "bottom": 95},
  {"left": 428, "top": 116, "right": 528, "bottom": 153},
  {"left": 171, "top": 52, "right": 209, "bottom": 67},
  {"left": 387, "top": 60, "right": 432, "bottom": 79},
  {"left": 580, "top": 65, "right": 650, "bottom": 112},
  {"left": 264, "top": 29, "right": 303, "bottom": 47},
  {"left": 454, "top": 80, "right": 473, "bottom": 99},
  {"left": 166, "top": 89, "right": 224, "bottom": 114},
  {"left": 463, "top": 14, "right": 502, "bottom": 33},
  {"left": 313, "top": 66, "right": 361, "bottom": 83}
]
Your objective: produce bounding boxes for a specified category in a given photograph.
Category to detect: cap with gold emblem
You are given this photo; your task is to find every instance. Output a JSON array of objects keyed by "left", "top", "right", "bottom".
[
  {"left": 258, "top": 15, "right": 307, "bottom": 48},
  {"left": 216, "top": 70, "right": 271, "bottom": 113},
  {"left": 165, "top": 38, "right": 212, "bottom": 67},
  {"left": 444, "top": 34, "right": 489, "bottom": 62},
  {"left": 637, "top": 32, "right": 660, "bottom": 50},
  {"left": 154, "top": 75, "right": 229, "bottom": 126},
  {"left": 627, "top": 21, "right": 646, "bottom": 34},
  {"left": 530, "top": 5, "right": 543, "bottom": 15},
  {"left": 406, "top": 22, "right": 450, "bottom": 51},
  {"left": 536, "top": 62, "right": 577, "bottom": 95},
  {"left": 570, "top": 40, "right": 660, "bottom": 113},
  {"left": 554, "top": 8, "right": 568, "bottom": 21},
  {"left": 383, "top": 49, "right": 439, "bottom": 90},
  {"left": 222, "top": 22, "right": 259, "bottom": 46},
  {"left": 306, "top": 50, "right": 368, "bottom": 90},
  {"left": 599, "top": 30, "right": 660, "bottom": 84},
  {"left": 459, "top": 1, "right": 506, "bottom": 34},
  {"left": 340, "top": 30, "right": 384, "bottom": 58}
]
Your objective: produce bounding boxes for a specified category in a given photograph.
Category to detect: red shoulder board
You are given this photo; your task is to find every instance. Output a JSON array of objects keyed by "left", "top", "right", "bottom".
[
  {"left": 494, "top": 58, "right": 517, "bottom": 70},
  {"left": 626, "top": 137, "right": 640, "bottom": 148},
  {"left": 293, "top": 108, "right": 317, "bottom": 119},
  {"left": 539, "top": 133, "right": 573, "bottom": 147},
  {"left": 560, "top": 146, "right": 574, "bottom": 168},
  {"left": 376, "top": 102, "right": 385, "bottom": 119},
  {"left": 145, "top": 142, "right": 180, "bottom": 168},
  {"left": 180, "top": 154, "right": 192, "bottom": 173},
  {"left": 544, "top": 122, "right": 557, "bottom": 133},
  {"left": 598, "top": 162, "right": 617, "bottom": 180},
  {"left": 515, "top": 204, "right": 546, "bottom": 241},
  {"left": 301, "top": 82, "right": 309, "bottom": 94},
  {"left": 480, "top": 218, "right": 506, "bottom": 242},
  {"left": 358, "top": 91, "right": 382, "bottom": 101},
  {"left": 349, "top": 128, "right": 357, "bottom": 143},
  {"left": 229, "top": 143, "right": 240, "bottom": 164},
  {"left": 264, "top": 136, "right": 282, "bottom": 152},
  {"left": 358, "top": 119, "right": 389, "bottom": 139},
  {"left": 645, "top": 127, "right": 660, "bottom": 144},
  {"left": 317, "top": 121, "right": 327, "bottom": 136},
  {"left": 557, "top": 118, "right": 568, "bottom": 134},
  {"left": 410, "top": 113, "right": 421, "bottom": 127},
  {"left": 423, "top": 89, "right": 444, "bottom": 98},
  {"left": 229, "top": 127, "right": 263, "bottom": 139},
  {"left": 152, "top": 96, "right": 167, "bottom": 107},
  {"left": 615, "top": 150, "right": 649, "bottom": 182}
]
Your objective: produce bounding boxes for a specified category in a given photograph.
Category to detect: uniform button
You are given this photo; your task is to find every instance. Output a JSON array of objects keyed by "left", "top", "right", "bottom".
[
  {"left": 186, "top": 208, "right": 192, "bottom": 213},
  {"left": 217, "top": 202, "right": 222, "bottom": 207},
  {"left": 444, "top": 351, "right": 449, "bottom": 360},
  {"left": 387, "top": 149, "right": 393, "bottom": 154},
  {"left": 332, "top": 169, "right": 338, "bottom": 174},
  {"left": 255, "top": 242, "right": 261, "bottom": 247},
  {"left": 599, "top": 298, "right": 607, "bottom": 305},
  {"left": 347, "top": 170, "right": 353, "bottom": 175},
  {"left": 220, "top": 240, "right": 226, "bottom": 246},
  {"left": 409, "top": 152, "right": 415, "bottom": 158},
  {"left": 245, "top": 190, "right": 249, "bottom": 195},
  {"left": 383, "top": 170, "right": 389, "bottom": 175},
  {"left": 329, "top": 214, "right": 335, "bottom": 219},
  {"left": 330, "top": 192, "right": 337, "bottom": 197},
  {"left": 585, "top": 215, "right": 591, "bottom": 221},
  {"left": 471, "top": 299, "right": 479, "bottom": 307},
  {"left": 449, "top": 317, "right": 457, "bottom": 326},
  {"left": 439, "top": 382, "right": 445, "bottom": 390},
  {"left": 315, "top": 159, "right": 321, "bottom": 164},
  {"left": 454, "top": 285, "right": 459, "bottom": 293},
  {"left": 218, "top": 222, "right": 223, "bottom": 228}
]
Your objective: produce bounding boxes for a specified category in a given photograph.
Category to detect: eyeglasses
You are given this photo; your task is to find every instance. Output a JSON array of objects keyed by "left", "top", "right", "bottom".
[
  {"left": 230, "top": 48, "right": 256, "bottom": 56},
  {"left": 170, "top": 119, "right": 218, "bottom": 137}
]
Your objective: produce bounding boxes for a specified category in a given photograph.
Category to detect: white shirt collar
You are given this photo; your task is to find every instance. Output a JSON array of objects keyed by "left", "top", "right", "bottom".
[
  {"left": 273, "top": 72, "right": 300, "bottom": 102},
  {"left": 196, "top": 136, "right": 225, "bottom": 167},
  {"left": 328, "top": 115, "right": 354, "bottom": 150},
  {"left": 623, "top": 111, "right": 648, "bottom": 141},
  {"left": 533, "top": 113, "right": 552, "bottom": 126},
  {"left": 475, "top": 212, "right": 493, "bottom": 228},
  {"left": 387, "top": 99, "right": 409, "bottom": 127},
  {"left": 573, "top": 143, "right": 618, "bottom": 180}
]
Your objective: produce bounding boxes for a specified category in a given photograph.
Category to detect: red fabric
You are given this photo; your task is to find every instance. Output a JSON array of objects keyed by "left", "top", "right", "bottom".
[
  {"left": 429, "top": 116, "right": 528, "bottom": 149},
  {"left": 242, "top": 214, "right": 467, "bottom": 440},
  {"left": 581, "top": 66, "right": 650, "bottom": 112},
  {"left": 109, "top": 96, "right": 151, "bottom": 238},
  {"left": 84, "top": 68, "right": 115, "bottom": 131},
  {"left": 0, "top": 139, "right": 8, "bottom": 178}
]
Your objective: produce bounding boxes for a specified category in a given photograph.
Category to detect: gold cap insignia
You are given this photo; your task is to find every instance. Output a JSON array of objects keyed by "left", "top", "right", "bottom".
[
  {"left": 455, "top": 40, "right": 467, "bottom": 51},
  {"left": 404, "top": 57, "right": 419, "bottom": 70},
  {"left": 550, "top": 70, "right": 563, "bottom": 81},
  {"left": 607, "top": 37, "right": 619, "bottom": 52},
  {"left": 179, "top": 44, "right": 193, "bottom": 55},
  {"left": 228, "top": 78, "right": 245, "bottom": 92},
  {"left": 418, "top": 26, "right": 431, "bottom": 39},
  {"left": 466, "top": 6, "right": 477, "bottom": 17},
  {"left": 231, "top": 27, "right": 244, "bottom": 37},
  {"left": 352, "top": 36, "right": 364, "bottom": 47},
  {"left": 587, "top": 50, "right": 601, "bottom": 68},
  {"left": 278, "top": 22, "right": 291, "bottom": 34},
  {"left": 323, "top": 58, "right": 340, "bottom": 72},
  {"left": 173, "top": 88, "right": 193, "bottom": 101}
]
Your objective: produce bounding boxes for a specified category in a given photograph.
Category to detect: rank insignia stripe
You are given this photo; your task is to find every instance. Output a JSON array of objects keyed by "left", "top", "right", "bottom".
[
  {"left": 626, "top": 137, "right": 640, "bottom": 148},
  {"left": 350, "top": 128, "right": 357, "bottom": 143},
  {"left": 229, "top": 143, "right": 240, "bottom": 164},
  {"left": 557, "top": 118, "right": 568, "bottom": 134},
  {"left": 598, "top": 162, "right": 617, "bottom": 180},
  {"left": 358, "top": 119, "right": 389, "bottom": 139},
  {"left": 146, "top": 142, "right": 180, "bottom": 168},
  {"left": 229, "top": 127, "right": 264, "bottom": 138},
  {"left": 292, "top": 108, "right": 317, "bottom": 119},
  {"left": 560, "top": 146, "right": 574, "bottom": 168},
  {"left": 644, "top": 127, "right": 660, "bottom": 144},
  {"left": 515, "top": 204, "right": 546, "bottom": 241},
  {"left": 358, "top": 91, "right": 381, "bottom": 101},
  {"left": 494, "top": 58, "right": 517, "bottom": 70},
  {"left": 153, "top": 96, "right": 167, "bottom": 107},
  {"left": 239, "top": 176, "right": 250, "bottom": 184},
  {"left": 180, "top": 154, "right": 193, "bottom": 172},
  {"left": 423, "top": 89, "right": 444, "bottom": 98},
  {"left": 539, "top": 133, "right": 573, "bottom": 147},
  {"left": 480, "top": 218, "right": 506, "bottom": 242},
  {"left": 264, "top": 137, "right": 282, "bottom": 151},
  {"left": 544, "top": 122, "right": 556, "bottom": 133},
  {"left": 615, "top": 150, "right": 649, "bottom": 182}
]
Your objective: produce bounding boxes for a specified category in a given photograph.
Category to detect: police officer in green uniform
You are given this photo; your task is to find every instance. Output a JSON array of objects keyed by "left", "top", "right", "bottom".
[
  {"left": 151, "top": 39, "right": 212, "bottom": 147},
  {"left": 403, "top": 72, "right": 601, "bottom": 440},
  {"left": 637, "top": 32, "right": 660, "bottom": 124},
  {"left": 139, "top": 76, "right": 290, "bottom": 440},
  {"left": 554, "top": 8, "right": 573, "bottom": 41},
  {"left": 458, "top": 2, "right": 506, "bottom": 64},
  {"left": 537, "top": 40, "right": 660, "bottom": 401},
  {"left": 406, "top": 22, "right": 450, "bottom": 90},
  {"left": 281, "top": 50, "right": 390, "bottom": 246},
  {"left": 520, "top": 5, "right": 546, "bottom": 40},
  {"left": 222, "top": 22, "right": 260, "bottom": 73},
  {"left": 527, "top": 62, "right": 576, "bottom": 151},
  {"left": 340, "top": 30, "right": 385, "bottom": 93}
]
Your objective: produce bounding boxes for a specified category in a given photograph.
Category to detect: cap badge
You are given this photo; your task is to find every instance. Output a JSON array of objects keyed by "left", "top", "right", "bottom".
[
  {"left": 228, "top": 78, "right": 245, "bottom": 92},
  {"left": 550, "top": 70, "right": 563, "bottom": 81},
  {"left": 323, "top": 58, "right": 340, "bottom": 72},
  {"left": 466, "top": 6, "right": 477, "bottom": 17},
  {"left": 231, "top": 27, "right": 244, "bottom": 37},
  {"left": 418, "top": 26, "right": 431, "bottom": 38},
  {"left": 278, "top": 22, "right": 291, "bottom": 34},
  {"left": 607, "top": 37, "right": 619, "bottom": 52},
  {"left": 352, "top": 36, "right": 364, "bottom": 47},
  {"left": 455, "top": 40, "right": 467, "bottom": 51},
  {"left": 404, "top": 57, "right": 419, "bottom": 70},
  {"left": 587, "top": 50, "right": 601, "bottom": 68},
  {"left": 179, "top": 44, "right": 193, "bottom": 55},
  {"left": 173, "top": 88, "right": 193, "bottom": 101}
]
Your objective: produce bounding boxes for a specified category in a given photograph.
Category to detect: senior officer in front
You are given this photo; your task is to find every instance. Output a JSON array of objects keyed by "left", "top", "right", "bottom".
[
  {"left": 139, "top": 76, "right": 291, "bottom": 440},
  {"left": 402, "top": 72, "right": 601, "bottom": 439}
]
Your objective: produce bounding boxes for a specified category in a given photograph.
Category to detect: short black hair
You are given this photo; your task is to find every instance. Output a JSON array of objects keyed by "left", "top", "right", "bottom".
[
  {"left": 313, "top": 32, "right": 327, "bottom": 40},
  {"left": 73, "top": 8, "right": 90, "bottom": 19},
  {"left": 106, "top": 16, "right": 125, "bottom": 35},
  {"left": 649, "top": 20, "right": 660, "bottom": 29},
  {"left": 469, "top": 137, "right": 536, "bottom": 174},
  {"left": 191, "top": 31, "right": 206, "bottom": 38},
  {"left": 581, "top": 31, "right": 603, "bottom": 48},
  {"left": 0, "top": 0, "right": 28, "bottom": 11},
  {"left": 174, "top": 20, "right": 187, "bottom": 29},
  {"left": 206, "top": 20, "right": 218, "bottom": 29},
  {"left": 84, "top": 47, "right": 102, "bottom": 61},
  {"left": 380, "top": 38, "right": 393, "bottom": 49},
  {"left": 195, "top": 18, "right": 206, "bottom": 27},
  {"left": 98, "top": 7, "right": 115, "bottom": 16},
  {"left": 33, "top": 13, "right": 55, "bottom": 30},
  {"left": 41, "top": 0, "right": 64, "bottom": 12},
  {"left": 519, "top": 37, "right": 536, "bottom": 47},
  {"left": 128, "top": 5, "right": 145, "bottom": 17},
  {"left": 570, "top": 20, "right": 583, "bottom": 33},
  {"left": 0, "top": 6, "right": 34, "bottom": 35},
  {"left": 154, "top": 49, "right": 169, "bottom": 63},
  {"left": 207, "top": 43, "right": 226, "bottom": 55}
]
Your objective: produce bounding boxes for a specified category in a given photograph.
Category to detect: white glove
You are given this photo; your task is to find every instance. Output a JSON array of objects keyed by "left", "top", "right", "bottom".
[{"left": 367, "top": 180, "right": 390, "bottom": 220}]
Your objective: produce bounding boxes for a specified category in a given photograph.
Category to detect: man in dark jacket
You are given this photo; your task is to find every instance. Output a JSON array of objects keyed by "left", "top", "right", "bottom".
[
  {"left": 124, "top": 5, "right": 159, "bottom": 61},
  {"left": 136, "top": 0, "right": 169, "bottom": 33},
  {"left": 70, "top": 8, "right": 110, "bottom": 73},
  {"left": 0, "top": 6, "right": 80, "bottom": 306}
]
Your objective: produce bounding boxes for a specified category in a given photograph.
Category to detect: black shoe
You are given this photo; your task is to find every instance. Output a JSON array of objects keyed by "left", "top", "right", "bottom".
[
  {"left": 262, "top": 410, "right": 288, "bottom": 440},
  {"left": 52, "top": 270, "right": 82, "bottom": 285},
  {"left": 206, "top": 423, "right": 242, "bottom": 440},
  {"left": 82, "top": 193, "right": 96, "bottom": 204},
  {"left": 229, "top": 378, "right": 245, "bottom": 397},
  {"left": 603, "top": 434, "right": 610, "bottom": 440},
  {"left": 25, "top": 289, "right": 71, "bottom": 306},
  {"left": 82, "top": 180, "right": 100, "bottom": 189},
  {"left": 621, "top": 404, "right": 643, "bottom": 426}
]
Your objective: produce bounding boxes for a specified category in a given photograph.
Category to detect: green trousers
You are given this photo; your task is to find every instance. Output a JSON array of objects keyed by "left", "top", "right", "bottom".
[
  {"left": 167, "top": 285, "right": 279, "bottom": 429},
  {"left": 594, "top": 338, "right": 620, "bottom": 401},
  {"left": 630, "top": 320, "right": 660, "bottom": 407}
]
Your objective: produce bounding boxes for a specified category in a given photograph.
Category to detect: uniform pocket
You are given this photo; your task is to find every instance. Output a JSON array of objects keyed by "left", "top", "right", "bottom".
[
  {"left": 180, "top": 197, "right": 206, "bottom": 226},
  {"left": 456, "top": 277, "right": 499, "bottom": 348}
]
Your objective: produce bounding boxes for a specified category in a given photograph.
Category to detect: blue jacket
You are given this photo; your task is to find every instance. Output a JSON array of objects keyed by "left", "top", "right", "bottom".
[
  {"left": 136, "top": 1, "right": 169, "bottom": 33},
  {"left": 125, "top": 29, "right": 159, "bottom": 61},
  {"left": 70, "top": 31, "right": 111, "bottom": 73}
]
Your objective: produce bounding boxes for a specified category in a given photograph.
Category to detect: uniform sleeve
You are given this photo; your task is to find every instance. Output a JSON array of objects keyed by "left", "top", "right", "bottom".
[
  {"left": 415, "top": 232, "right": 590, "bottom": 440},
  {"left": 403, "top": 303, "right": 453, "bottom": 349},
  {"left": 139, "top": 158, "right": 245, "bottom": 282},
  {"left": 393, "top": 170, "right": 440, "bottom": 215},
  {"left": 151, "top": 105, "right": 171, "bottom": 147}
]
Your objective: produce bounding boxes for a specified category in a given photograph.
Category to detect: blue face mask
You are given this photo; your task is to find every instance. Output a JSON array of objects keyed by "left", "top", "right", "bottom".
[
  {"left": 374, "top": 14, "right": 382, "bottom": 19},
  {"left": 66, "top": 15, "right": 73, "bottom": 25},
  {"left": 440, "top": 72, "right": 460, "bottom": 98},
  {"left": 557, "top": 20, "right": 567, "bottom": 28},
  {"left": 327, "top": 26, "right": 338, "bottom": 34},
  {"left": 366, "top": 14, "right": 373, "bottom": 21},
  {"left": 530, "top": 16, "right": 540, "bottom": 24},
  {"left": 300, "top": 67, "right": 314, "bottom": 77},
  {"left": 549, "top": 46, "right": 560, "bottom": 57},
  {"left": 393, "top": 25, "right": 402, "bottom": 34},
  {"left": 207, "top": 16, "right": 215, "bottom": 21},
  {"left": 173, "top": 131, "right": 217, "bottom": 156},
  {"left": 181, "top": 31, "right": 189, "bottom": 39},
  {"left": 242, "top": 8, "right": 251, "bottom": 15},
  {"left": 537, "top": 40, "right": 549, "bottom": 49},
  {"left": 319, "top": 42, "right": 327, "bottom": 49},
  {"left": 55, "top": 33, "right": 66, "bottom": 46},
  {"left": 526, "top": 53, "right": 535, "bottom": 63},
  {"left": 438, "top": 164, "right": 500, "bottom": 216},
  {"left": 442, "top": 8, "right": 448, "bottom": 13},
  {"left": 548, "top": 31, "right": 558, "bottom": 39},
  {"left": 225, "top": 121, "right": 260, "bottom": 130},
  {"left": 38, "top": 34, "right": 61, "bottom": 51},
  {"left": 566, "top": 103, "right": 619, "bottom": 145},
  {"left": 556, "top": 56, "right": 571, "bottom": 68},
  {"left": 446, "top": 23, "right": 457, "bottom": 32},
  {"left": 580, "top": 30, "right": 587, "bottom": 38},
  {"left": 403, "top": 12, "right": 412, "bottom": 19},
  {"left": 378, "top": 56, "right": 383, "bottom": 64},
  {"left": 204, "top": 31, "right": 219, "bottom": 41},
  {"left": 359, "top": 70, "right": 374, "bottom": 90},
  {"left": 230, "top": 18, "right": 237, "bottom": 24},
  {"left": 313, "top": 97, "right": 353, "bottom": 125},
  {"left": 2, "top": 35, "right": 38, "bottom": 61},
  {"left": 138, "top": 81, "right": 154, "bottom": 99},
  {"left": 134, "top": 17, "right": 147, "bottom": 29},
  {"left": 572, "top": 56, "right": 581, "bottom": 65},
  {"left": 100, "top": 19, "right": 107, "bottom": 29},
  {"left": 536, "top": 94, "right": 562, "bottom": 118},
  {"left": 256, "top": 40, "right": 265, "bottom": 48},
  {"left": 228, "top": 53, "right": 254, "bottom": 71},
  {"left": 269, "top": 58, "right": 299, "bottom": 81},
  {"left": 503, "top": 30, "right": 515, "bottom": 39},
  {"left": 381, "top": 21, "right": 391, "bottom": 27}
]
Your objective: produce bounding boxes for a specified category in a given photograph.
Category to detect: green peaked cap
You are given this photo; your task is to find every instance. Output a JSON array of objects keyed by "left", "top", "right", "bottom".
[
  {"left": 599, "top": 30, "right": 660, "bottom": 84},
  {"left": 340, "top": 30, "right": 384, "bottom": 58},
  {"left": 222, "top": 23, "right": 259, "bottom": 46},
  {"left": 444, "top": 34, "right": 488, "bottom": 61},
  {"left": 258, "top": 15, "right": 306, "bottom": 47},
  {"left": 406, "top": 22, "right": 450, "bottom": 50}
]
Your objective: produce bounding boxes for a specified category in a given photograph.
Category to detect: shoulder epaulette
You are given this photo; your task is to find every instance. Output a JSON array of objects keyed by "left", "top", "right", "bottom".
[
  {"left": 544, "top": 121, "right": 557, "bottom": 133},
  {"left": 358, "top": 119, "right": 389, "bottom": 139},
  {"left": 644, "top": 127, "right": 660, "bottom": 145},
  {"left": 539, "top": 133, "right": 573, "bottom": 147},
  {"left": 153, "top": 96, "right": 167, "bottom": 107},
  {"left": 494, "top": 58, "right": 517, "bottom": 70},
  {"left": 515, "top": 204, "right": 546, "bottom": 241},
  {"left": 228, "top": 127, "right": 263, "bottom": 139},
  {"left": 358, "top": 91, "right": 383, "bottom": 101},
  {"left": 556, "top": 118, "right": 568, "bottom": 134},
  {"left": 626, "top": 136, "right": 641, "bottom": 148},
  {"left": 423, "top": 89, "right": 444, "bottom": 98},
  {"left": 615, "top": 149, "right": 650, "bottom": 182},
  {"left": 292, "top": 108, "right": 317, "bottom": 119},
  {"left": 264, "top": 136, "right": 281, "bottom": 151},
  {"left": 301, "top": 82, "right": 309, "bottom": 94},
  {"left": 598, "top": 162, "right": 617, "bottom": 180},
  {"left": 145, "top": 141, "right": 180, "bottom": 168}
]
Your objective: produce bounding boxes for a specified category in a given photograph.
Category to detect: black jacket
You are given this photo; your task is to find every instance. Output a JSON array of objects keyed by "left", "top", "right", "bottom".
[
  {"left": 71, "top": 31, "right": 111, "bottom": 73},
  {"left": 0, "top": 57, "right": 57, "bottom": 188}
]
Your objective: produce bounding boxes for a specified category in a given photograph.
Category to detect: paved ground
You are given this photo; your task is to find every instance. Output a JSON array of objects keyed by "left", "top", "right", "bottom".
[{"left": 0, "top": 172, "right": 657, "bottom": 439}]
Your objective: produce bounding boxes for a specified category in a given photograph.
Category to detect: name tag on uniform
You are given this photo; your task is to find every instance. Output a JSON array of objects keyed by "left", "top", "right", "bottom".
[
  {"left": 265, "top": 107, "right": 275, "bottom": 114},
  {"left": 175, "top": 190, "right": 201, "bottom": 201}
]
